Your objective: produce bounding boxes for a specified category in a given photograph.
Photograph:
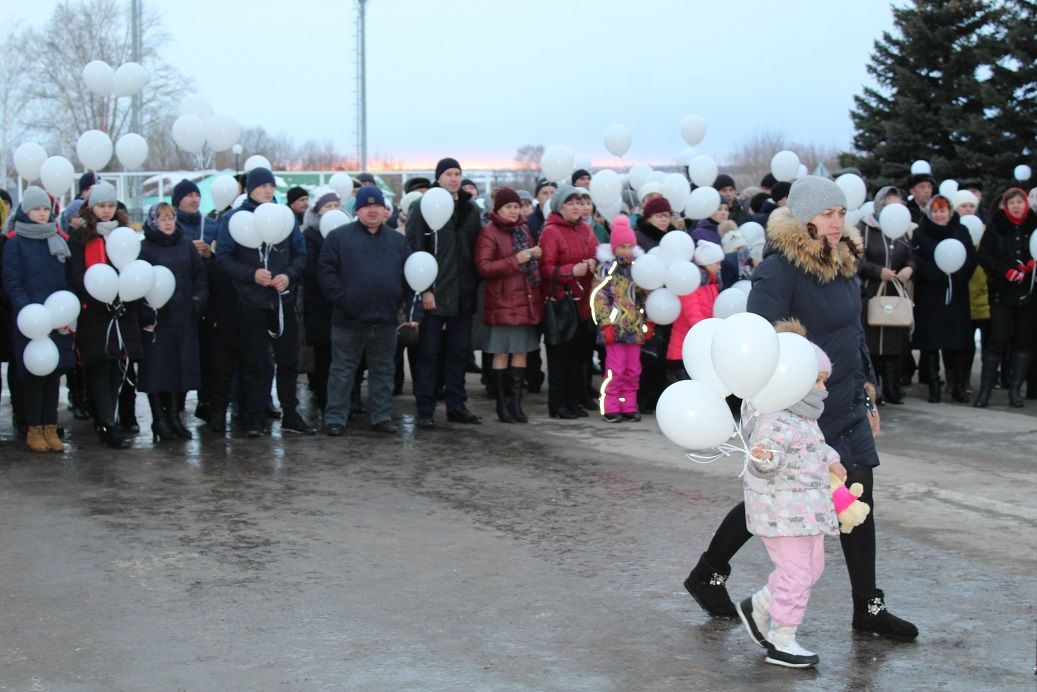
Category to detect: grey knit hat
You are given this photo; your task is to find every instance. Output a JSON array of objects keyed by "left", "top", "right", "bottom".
[
  {"left": 20, "top": 186, "right": 51, "bottom": 213},
  {"left": 787, "top": 176, "right": 847, "bottom": 223},
  {"left": 87, "top": 181, "right": 118, "bottom": 207},
  {"left": 550, "top": 184, "right": 581, "bottom": 214}
]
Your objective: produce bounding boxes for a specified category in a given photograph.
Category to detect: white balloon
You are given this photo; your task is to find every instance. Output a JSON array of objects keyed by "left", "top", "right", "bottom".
[
  {"left": 770, "top": 150, "right": 800, "bottom": 182},
  {"left": 685, "top": 187, "right": 721, "bottom": 219},
  {"left": 1030, "top": 230, "right": 1037, "bottom": 262},
  {"left": 859, "top": 201, "right": 875, "bottom": 220},
  {"left": 910, "top": 160, "right": 931, "bottom": 175},
  {"left": 590, "top": 169, "right": 622, "bottom": 208},
  {"left": 398, "top": 190, "right": 422, "bottom": 215},
  {"left": 934, "top": 238, "right": 966, "bottom": 274},
  {"left": 645, "top": 288, "right": 681, "bottom": 325},
  {"left": 681, "top": 318, "right": 731, "bottom": 395},
  {"left": 649, "top": 171, "right": 667, "bottom": 184},
  {"left": 960, "top": 215, "right": 984, "bottom": 247},
  {"left": 319, "top": 209, "right": 351, "bottom": 238},
  {"left": 797, "top": 163, "right": 808, "bottom": 179},
  {"left": 115, "top": 133, "right": 148, "bottom": 169},
  {"left": 13, "top": 143, "right": 47, "bottom": 181},
  {"left": 420, "top": 187, "right": 453, "bottom": 231},
  {"left": 84, "top": 263, "right": 119, "bottom": 303},
  {"left": 631, "top": 254, "right": 666, "bottom": 290},
  {"left": 879, "top": 204, "right": 911, "bottom": 240},
  {"left": 656, "top": 380, "right": 734, "bottom": 451},
  {"left": 661, "top": 173, "right": 690, "bottom": 212},
  {"left": 688, "top": 155, "right": 718, "bottom": 188},
  {"left": 277, "top": 204, "right": 296, "bottom": 243},
  {"left": 405, "top": 251, "right": 438, "bottom": 292},
  {"left": 541, "top": 145, "right": 574, "bottom": 183},
  {"left": 82, "top": 60, "right": 114, "bottom": 96},
  {"left": 835, "top": 174, "right": 867, "bottom": 211},
  {"left": 231, "top": 194, "right": 247, "bottom": 209},
  {"left": 713, "top": 286, "right": 748, "bottom": 319},
  {"left": 113, "top": 61, "right": 148, "bottom": 97},
  {"left": 628, "top": 164, "right": 653, "bottom": 192},
  {"left": 846, "top": 209, "right": 863, "bottom": 227},
  {"left": 599, "top": 199, "right": 623, "bottom": 222},
  {"left": 178, "top": 94, "right": 214, "bottom": 120},
  {"left": 17, "top": 304, "right": 52, "bottom": 339},
  {"left": 39, "top": 156, "right": 75, "bottom": 197},
  {"left": 603, "top": 124, "right": 631, "bottom": 157},
  {"left": 739, "top": 222, "right": 765, "bottom": 246},
  {"left": 732, "top": 279, "right": 753, "bottom": 294},
  {"left": 574, "top": 155, "right": 592, "bottom": 171},
  {"left": 664, "top": 260, "right": 701, "bottom": 296},
  {"left": 677, "top": 146, "right": 697, "bottom": 165},
  {"left": 680, "top": 114, "right": 707, "bottom": 146},
  {"left": 749, "top": 333, "right": 820, "bottom": 415},
  {"left": 244, "top": 155, "right": 272, "bottom": 173},
  {"left": 44, "top": 291, "right": 80, "bottom": 330},
  {"left": 76, "top": 130, "right": 113, "bottom": 170},
  {"left": 210, "top": 174, "right": 240, "bottom": 211},
  {"left": 172, "top": 114, "right": 206, "bottom": 153},
  {"left": 145, "top": 265, "right": 176, "bottom": 309},
  {"left": 205, "top": 114, "right": 241, "bottom": 152},
  {"left": 228, "top": 210, "right": 261, "bottom": 248},
  {"left": 659, "top": 229, "right": 695, "bottom": 262},
  {"left": 329, "top": 172, "right": 354, "bottom": 200},
  {"left": 1014, "top": 164, "right": 1032, "bottom": 182},
  {"left": 711, "top": 312, "right": 780, "bottom": 399},
  {"left": 105, "top": 226, "right": 141, "bottom": 270},
  {"left": 24, "top": 338, "right": 59, "bottom": 377},
  {"left": 938, "top": 179, "right": 958, "bottom": 200},
  {"left": 118, "top": 260, "right": 155, "bottom": 302},
  {"left": 253, "top": 203, "right": 285, "bottom": 244}
]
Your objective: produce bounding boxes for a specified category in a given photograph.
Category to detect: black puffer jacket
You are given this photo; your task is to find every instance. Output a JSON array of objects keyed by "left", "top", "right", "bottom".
[{"left": 978, "top": 205, "right": 1036, "bottom": 307}]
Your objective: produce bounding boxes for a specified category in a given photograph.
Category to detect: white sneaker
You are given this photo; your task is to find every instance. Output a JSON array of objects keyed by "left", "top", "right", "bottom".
[{"left": 765, "top": 626, "right": 819, "bottom": 668}]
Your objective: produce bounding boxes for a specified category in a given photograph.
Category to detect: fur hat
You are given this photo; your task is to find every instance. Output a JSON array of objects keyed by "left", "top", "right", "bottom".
[
  {"left": 404, "top": 177, "right": 431, "bottom": 194},
  {"left": 952, "top": 190, "right": 978, "bottom": 209},
  {"left": 787, "top": 176, "right": 848, "bottom": 223},
  {"left": 693, "top": 239, "right": 724, "bottom": 266},
  {"left": 609, "top": 215, "right": 637, "bottom": 249},
  {"left": 907, "top": 172, "right": 935, "bottom": 189}
]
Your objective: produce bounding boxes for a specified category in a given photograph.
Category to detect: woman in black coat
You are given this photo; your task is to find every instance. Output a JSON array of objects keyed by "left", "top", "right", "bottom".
[
  {"left": 138, "top": 203, "right": 207, "bottom": 441},
  {"left": 301, "top": 192, "right": 341, "bottom": 415},
  {"left": 911, "top": 195, "right": 978, "bottom": 403},
  {"left": 66, "top": 182, "right": 144, "bottom": 449},
  {"left": 974, "top": 187, "right": 1037, "bottom": 407},
  {"left": 858, "top": 186, "right": 915, "bottom": 404},
  {"left": 682, "top": 177, "right": 917, "bottom": 641}
]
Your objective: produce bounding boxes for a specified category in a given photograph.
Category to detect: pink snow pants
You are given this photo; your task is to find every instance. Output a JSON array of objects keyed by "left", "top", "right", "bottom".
[
  {"left": 603, "top": 343, "right": 642, "bottom": 414},
  {"left": 761, "top": 534, "right": 825, "bottom": 628}
]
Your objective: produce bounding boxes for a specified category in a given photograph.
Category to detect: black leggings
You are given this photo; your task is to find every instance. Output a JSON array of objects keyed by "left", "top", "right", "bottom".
[
  {"left": 704, "top": 466, "right": 876, "bottom": 594},
  {"left": 22, "top": 373, "right": 60, "bottom": 426}
]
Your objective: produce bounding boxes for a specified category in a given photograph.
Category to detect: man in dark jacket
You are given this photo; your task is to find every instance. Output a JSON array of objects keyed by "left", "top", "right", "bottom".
[
  {"left": 405, "top": 157, "right": 483, "bottom": 428},
  {"left": 215, "top": 167, "right": 314, "bottom": 436},
  {"left": 318, "top": 187, "right": 410, "bottom": 435},
  {"left": 906, "top": 173, "right": 934, "bottom": 223},
  {"left": 714, "top": 174, "right": 749, "bottom": 225}
]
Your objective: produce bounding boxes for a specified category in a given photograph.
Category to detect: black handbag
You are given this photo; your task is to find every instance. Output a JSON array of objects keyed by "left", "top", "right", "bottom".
[{"left": 543, "top": 268, "right": 579, "bottom": 346}]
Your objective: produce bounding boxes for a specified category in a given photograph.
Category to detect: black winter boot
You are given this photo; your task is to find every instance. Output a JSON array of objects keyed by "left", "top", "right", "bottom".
[
  {"left": 683, "top": 553, "right": 737, "bottom": 618},
  {"left": 493, "top": 370, "right": 516, "bottom": 423},
  {"left": 951, "top": 353, "right": 970, "bottom": 403},
  {"left": 852, "top": 589, "right": 918, "bottom": 641},
  {"left": 99, "top": 419, "right": 131, "bottom": 449},
  {"left": 507, "top": 367, "right": 528, "bottom": 423},
  {"left": 1008, "top": 351, "right": 1031, "bottom": 408},
  {"left": 148, "top": 394, "right": 177, "bottom": 442},
  {"left": 163, "top": 392, "right": 193, "bottom": 439},
  {"left": 880, "top": 356, "right": 903, "bottom": 405},
  {"left": 924, "top": 352, "right": 941, "bottom": 403},
  {"left": 973, "top": 353, "right": 1000, "bottom": 408}
]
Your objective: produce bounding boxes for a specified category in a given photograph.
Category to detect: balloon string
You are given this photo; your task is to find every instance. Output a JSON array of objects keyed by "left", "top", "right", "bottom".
[
  {"left": 945, "top": 273, "right": 952, "bottom": 306},
  {"left": 683, "top": 420, "right": 782, "bottom": 478},
  {"left": 407, "top": 291, "right": 418, "bottom": 322}
]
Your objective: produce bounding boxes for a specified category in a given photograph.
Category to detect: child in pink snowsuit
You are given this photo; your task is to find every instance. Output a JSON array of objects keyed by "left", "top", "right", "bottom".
[
  {"left": 591, "top": 216, "right": 650, "bottom": 423},
  {"left": 735, "top": 342, "right": 846, "bottom": 669}
]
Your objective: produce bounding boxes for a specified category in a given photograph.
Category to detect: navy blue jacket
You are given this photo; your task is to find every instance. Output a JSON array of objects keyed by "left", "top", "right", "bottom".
[
  {"left": 318, "top": 221, "right": 411, "bottom": 327},
  {"left": 215, "top": 197, "right": 307, "bottom": 310},
  {"left": 176, "top": 209, "right": 218, "bottom": 244}
]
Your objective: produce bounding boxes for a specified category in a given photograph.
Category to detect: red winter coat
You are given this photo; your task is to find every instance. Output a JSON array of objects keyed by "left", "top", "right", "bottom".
[
  {"left": 538, "top": 212, "right": 598, "bottom": 321},
  {"left": 475, "top": 220, "right": 543, "bottom": 326},
  {"left": 667, "top": 272, "right": 719, "bottom": 360}
]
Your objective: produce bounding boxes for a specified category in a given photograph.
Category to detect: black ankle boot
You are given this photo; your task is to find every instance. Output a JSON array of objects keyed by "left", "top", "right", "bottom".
[
  {"left": 493, "top": 370, "right": 515, "bottom": 423},
  {"left": 507, "top": 367, "right": 528, "bottom": 423},
  {"left": 950, "top": 355, "right": 970, "bottom": 403},
  {"left": 148, "top": 394, "right": 177, "bottom": 442},
  {"left": 925, "top": 353, "right": 941, "bottom": 403},
  {"left": 1008, "top": 351, "right": 1031, "bottom": 408},
  {"left": 163, "top": 392, "right": 192, "bottom": 439},
  {"left": 683, "top": 553, "right": 737, "bottom": 618},
  {"left": 852, "top": 589, "right": 918, "bottom": 640},
  {"left": 880, "top": 357, "right": 903, "bottom": 405},
  {"left": 99, "top": 419, "right": 131, "bottom": 449},
  {"left": 973, "top": 353, "right": 1000, "bottom": 407}
]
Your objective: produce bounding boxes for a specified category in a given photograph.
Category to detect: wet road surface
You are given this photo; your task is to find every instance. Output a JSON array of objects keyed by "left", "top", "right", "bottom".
[{"left": 1, "top": 374, "right": 1034, "bottom": 690}]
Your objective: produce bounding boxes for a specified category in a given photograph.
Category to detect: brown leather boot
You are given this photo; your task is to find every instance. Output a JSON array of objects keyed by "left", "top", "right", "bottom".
[
  {"left": 42, "top": 425, "right": 64, "bottom": 452},
  {"left": 26, "top": 426, "right": 49, "bottom": 453}
]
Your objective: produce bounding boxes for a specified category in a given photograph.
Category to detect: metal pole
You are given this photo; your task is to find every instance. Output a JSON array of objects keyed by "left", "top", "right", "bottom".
[
  {"left": 130, "top": 0, "right": 143, "bottom": 221},
  {"left": 357, "top": 0, "right": 367, "bottom": 172}
]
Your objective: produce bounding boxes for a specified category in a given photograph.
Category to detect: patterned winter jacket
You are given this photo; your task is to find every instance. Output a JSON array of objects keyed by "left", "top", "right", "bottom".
[
  {"left": 742, "top": 404, "right": 840, "bottom": 538},
  {"left": 591, "top": 244, "right": 649, "bottom": 345}
]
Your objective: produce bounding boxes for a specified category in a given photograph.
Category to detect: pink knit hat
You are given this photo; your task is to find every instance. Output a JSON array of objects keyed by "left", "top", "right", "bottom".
[
  {"left": 610, "top": 215, "right": 637, "bottom": 250},
  {"left": 812, "top": 343, "right": 832, "bottom": 376}
]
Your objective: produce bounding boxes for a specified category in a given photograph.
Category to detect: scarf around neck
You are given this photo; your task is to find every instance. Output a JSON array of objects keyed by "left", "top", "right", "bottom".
[
  {"left": 144, "top": 224, "right": 182, "bottom": 247},
  {"left": 14, "top": 219, "right": 71, "bottom": 263},
  {"left": 96, "top": 220, "right": 119, "bottom": 237},
  {"left": 787, "top": 387, "right": 828, "bottom": 420},
  {"left": 492, "top": 211, "right": 540, "bottom": 285}
]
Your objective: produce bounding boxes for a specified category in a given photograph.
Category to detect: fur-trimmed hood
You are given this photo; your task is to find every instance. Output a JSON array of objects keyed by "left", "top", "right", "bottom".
[
  {"left": 765, "top": 207, "right": 862, "bottom": 283},
  {"left": 595, "top": 243, "right": 644, "bottom": 264}
]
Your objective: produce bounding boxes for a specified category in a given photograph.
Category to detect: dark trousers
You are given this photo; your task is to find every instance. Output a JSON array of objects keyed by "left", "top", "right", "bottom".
[
  {"left": 118, "top": 362, "right": 137, "bottom": 424},
  {"left": 87, "top": 360, "right": 122, "bottom": 423},
  {"left": 415, "top": 313, "right": 472, "bottom": 416},
  {"left": 23, "top": 373, "right": 60, "bottom": 426},
  {"left": 967, "top": 319, "right": 990, "bottom": 380},
  {"left": 526, "top": 344, "right": 545, "bottom": 390},
  {"left": 238, "top": 303, "right": 299, "bottom": 425},
  {"left": 394, "top": 339, "right": 419, "bottom": 395},
  {"left": 209, "top": 344, "right": 242, "bottom": 415},
  {"left": 987, "top": 303, "right": 1037, "bottom": 354},
  {"left": 703, "top": 466, "right": 877, "bottom": 594},
  {"left": 7, "top": 364, "right": 25, "bottom": 429},
  {"left": 198, "top": 317, "right": 213, "bottom": 406},
  {"left": 545, "top": 323, "right": 594, "bottom": 413},
  {"left": 326, "top": 323, "right": 397, "bottom": 426},
  {"left": 312, "top": 342, "right": 332, "bottom": 412}
]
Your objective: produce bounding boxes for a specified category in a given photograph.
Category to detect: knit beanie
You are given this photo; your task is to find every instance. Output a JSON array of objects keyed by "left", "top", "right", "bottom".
[
  {"left": 952, "top": 190, "right": 978, "bottom": 209},
  {"left": 609, "top": 215, "right": 637, "bottom": 250},
  {"left": 638, "top": 182, "right": 663, "bottom": 202},
  {"left": 172, "top": 179, "right": 200, "bottom": 209},
  {"left": 78, "top": 171, "right": 97, "bottom": 196},
  {"left": 88, "top": 181, "right": 117, "bottom": 207},
  {"left": 534, "top": 178, "right": 556, "bottom": 196},
  {"left": 786, "top": 176, "right": 847, "bottom": 223},
  {"left": 492, "top": 187, "right": 521, "bottom": 212},
  {"left": 812, "top": 342, "right": 832, "bottom": 376},
  {"left": 770, "top": 182, "right": 792, "bottom": 204},
  {"left": 571, "top": 169, "right": 591, "bottom": 185},
  {"left": 435, "top": 157, "right": 461, "bottom": 180},
  {"left": 246, "top": 167, "right": 276, "bottom": 193},
  {"left": 550, "top": 184, "right": 581, "bottom": 214},
  {"left": 354, "top": 187, "right": 385, "bottom": 211},
  {"left": 517, "top": 190, "right": 534, "bottom": 203},
  {"left": 713, "top": 174, "right": 736, "bottom": 191},
  {"left": 760, "top": 172, "right": 777, "bottom": 189},
  {"left": 20, "top": 186, "right": 51, "bottom": 213},
  {"left": 693, "top": 240, "right": 724, "bottom": 266},
  {"left": 642, "top": 196, "right": 672, "bottom": 219},
  {"left": 286, "top": 186, "right": 308, "bottom": 205},
  {"left": 313, "top": 191, "right": 341, "bottom": 214}
]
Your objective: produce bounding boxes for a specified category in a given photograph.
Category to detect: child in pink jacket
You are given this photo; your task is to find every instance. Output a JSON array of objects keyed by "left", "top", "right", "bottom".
[
  {"left": 665, "top": 240, "right": 723, "bottom": 361},
  {"left": 735, "top": 341, "right": 847, "bottom": 669}
]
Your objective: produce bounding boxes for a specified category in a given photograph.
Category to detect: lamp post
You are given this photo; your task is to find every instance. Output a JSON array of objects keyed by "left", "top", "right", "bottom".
[{"left": 232, "top": 143, "right": 243, "bottom": 174}]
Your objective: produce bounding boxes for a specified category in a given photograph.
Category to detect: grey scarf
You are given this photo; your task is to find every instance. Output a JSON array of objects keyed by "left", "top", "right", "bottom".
[
  {"left": 96, "top": 220, "right": 119, "bottom": 237},
  {"left": 14, "top": 220, "right": 71, "bottom": 263},
  {"left": 787, "top": 387, "right": 828, "bottom": 420}
]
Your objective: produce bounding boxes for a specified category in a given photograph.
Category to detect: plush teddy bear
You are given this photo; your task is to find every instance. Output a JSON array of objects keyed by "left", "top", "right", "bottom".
[{"left": 830, "top": 472, "right": 871, "bottom": 534}]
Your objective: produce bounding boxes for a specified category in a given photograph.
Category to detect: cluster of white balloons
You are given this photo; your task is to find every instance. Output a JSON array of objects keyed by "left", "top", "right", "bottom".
[
  {"left": 82, "top": 60, "right": 148, "bottom": 99},
  {"left": 171, "top": 95, "right": 241, "bottom": 154},
  {"left": 227, "top": 204, "right": 296, "bottom": 249},
  {"left": 83, "top": 228, "right": 176, "bottom": 312},
  {"left": 657, "top": 313, "right": 820, "bottom": 451},
  {"left": 12, "top": 136, "right": 147, "bottom": 197},
  {"left": 17, "top": 292, "right": 81, "bottom": 376}
]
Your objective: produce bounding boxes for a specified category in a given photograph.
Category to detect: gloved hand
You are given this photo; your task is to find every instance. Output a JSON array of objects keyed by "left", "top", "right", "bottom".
[
  {"left": 644, "top": 322, "right": 655, "bottom": 341},
  {"left": 602, "top": 324, "right": 616, "bottom": 344},
  {"left": 1022, "top": 258, "right": 1035, "bottom": 273},
  {"left": 1005, "top": 268, "right": 1025, "bottom": 283},
  {"left": 106, "top": 300, "right": 126, "bottom": 319}
]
